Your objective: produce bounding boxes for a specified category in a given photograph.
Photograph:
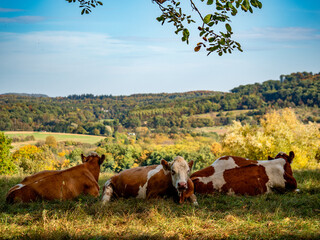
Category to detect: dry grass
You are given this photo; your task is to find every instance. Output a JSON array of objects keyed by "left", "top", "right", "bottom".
[{"left": 0, "top": 170, "right": 319, "bottom": 239}]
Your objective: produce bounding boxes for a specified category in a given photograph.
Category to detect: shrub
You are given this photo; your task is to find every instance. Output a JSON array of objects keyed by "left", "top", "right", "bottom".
[
  {"left": 45, "top": 136, "right": 57, "bottom": 148},
  {"left": 12, "top": 145, "right": 56, "bottom": 174},
  {"left": 0, "top": 132, "right": 16, "bottom": 175},
  {"left": 222, "top": 108, "right": 320, "bottom": 169}
]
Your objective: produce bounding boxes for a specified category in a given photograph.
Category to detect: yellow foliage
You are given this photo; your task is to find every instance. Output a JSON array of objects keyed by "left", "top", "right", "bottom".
[
  {"left": 13, "top": 145, "right": 57, "bottom": 174},
  {"left": 131, "top": 163, "right": 139, "bottom": 168},
  {"left": 58, "top": 151, "right": 66, "bottom": 157},
  {"left": 211, "top": 142, "right": 222, "bottom": 155},
  {"left": 222, "top": 108, "right": 320, "bottom": 169}
]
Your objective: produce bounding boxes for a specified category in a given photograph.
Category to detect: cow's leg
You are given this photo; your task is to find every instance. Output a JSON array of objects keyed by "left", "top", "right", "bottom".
[
  {"left": 101, "top": 179, "right": 113, "bottom": 204},
  {"left": 189, "top": 194, "right": 198, "bottom": 206}
]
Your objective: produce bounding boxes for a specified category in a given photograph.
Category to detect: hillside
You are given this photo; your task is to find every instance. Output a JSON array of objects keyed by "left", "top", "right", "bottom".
[{"left": 0, "top": 72, "right": 319, "bottom": 135}]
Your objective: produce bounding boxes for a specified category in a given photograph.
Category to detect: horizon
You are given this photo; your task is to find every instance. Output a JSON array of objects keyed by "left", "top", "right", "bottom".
[{"left": 0, "top": 0, "right": 319, "bottom": 97}]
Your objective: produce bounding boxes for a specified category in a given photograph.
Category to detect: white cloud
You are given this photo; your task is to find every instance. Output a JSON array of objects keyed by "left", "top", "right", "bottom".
[
  {"left": 0, "top": 8, "right": 23, "bottom": 13},
  {"left": 0, "top": 16, "right": 44, "bottom": 23},
  {"left": 0, "top": 31, "right": 174, "bottom": 58}
]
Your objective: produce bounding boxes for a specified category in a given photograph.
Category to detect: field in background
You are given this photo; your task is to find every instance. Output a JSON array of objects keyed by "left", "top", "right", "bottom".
[
  {"left": 4, "top": 131, "right": 105, "bottom": 150},
  {"left": 0, "top": 170, "right": 319, "bottom": 239}
]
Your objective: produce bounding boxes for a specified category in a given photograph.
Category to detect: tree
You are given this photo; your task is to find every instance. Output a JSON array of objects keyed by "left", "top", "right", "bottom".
[
  {"left": 45, "top": 136, "right": 57, "bottom": 148},
  {"left": 0, "top": 132, "right": 16, "bottom": 175},
  {"left": 66, "top": 0, "right": 262, "bottom": 56}
]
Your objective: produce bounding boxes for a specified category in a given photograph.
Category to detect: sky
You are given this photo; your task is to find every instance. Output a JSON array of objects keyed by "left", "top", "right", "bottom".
[{"left": 0, "top": 0, "right": 319, "bottom": 97}]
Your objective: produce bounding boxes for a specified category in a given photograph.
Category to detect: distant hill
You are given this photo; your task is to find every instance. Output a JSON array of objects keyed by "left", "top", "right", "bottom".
[
  {"left": 0, "top": 72, "right": 319, "bottom": 134},
  {"left": 1, "top": 93, "right": 49, "bottom": 98}
]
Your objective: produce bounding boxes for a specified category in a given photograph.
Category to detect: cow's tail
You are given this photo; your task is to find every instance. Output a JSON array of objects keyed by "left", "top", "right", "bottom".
[{"left": 101, "top": 179, "right": 113, "bottom": 204}]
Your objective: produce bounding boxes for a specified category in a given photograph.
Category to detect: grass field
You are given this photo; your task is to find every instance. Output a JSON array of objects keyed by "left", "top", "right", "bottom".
[
  {"left": 0, "top": 170, "right": 319, "bottom": 239},
  {"left": 4, "top": 131, "right": 106, "bottom": 149}
]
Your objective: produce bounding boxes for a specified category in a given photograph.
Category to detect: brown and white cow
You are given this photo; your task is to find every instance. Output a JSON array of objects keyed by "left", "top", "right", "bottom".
[
  {"left": 6, "top": 153, "right": 105, "bottom": 203},
  {"left": 191, "top": 151, "right": 297, "bottom": 196},
  {"left": 101, "top": 156, "right": 197, "bottom": 205}
]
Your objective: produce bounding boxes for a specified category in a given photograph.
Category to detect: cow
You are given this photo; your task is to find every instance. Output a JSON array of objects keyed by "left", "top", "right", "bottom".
[
  {"left": 101, "top": 156, "right": 198, "bottom": 205},
  {"left": 6, "top": 153, "right": 105, "bottom": 203},
  {"left": 190, "top": 151, "right": 297, "bottom": 196}
]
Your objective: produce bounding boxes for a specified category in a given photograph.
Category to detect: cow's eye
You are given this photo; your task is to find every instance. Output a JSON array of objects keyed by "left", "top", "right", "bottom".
[{"left": 171, "top": 170, "right": 176, "bottom": 175}]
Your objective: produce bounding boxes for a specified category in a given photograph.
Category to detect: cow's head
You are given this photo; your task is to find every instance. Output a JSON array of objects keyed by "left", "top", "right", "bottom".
[
  {"left": 81, "top": 152, "right": 105, "bottom": 166},
  {"left": 81, "top": 152, "right": 105, "bottom": 181},
  {"left": 161, "top": 156, "right": 193, "bottom": 194},
  {"left": 268, "top": 151, "right": 297, "bottom": 192},
  {"left": 268, "top": 151, "right": 295, "bottom": 164}
]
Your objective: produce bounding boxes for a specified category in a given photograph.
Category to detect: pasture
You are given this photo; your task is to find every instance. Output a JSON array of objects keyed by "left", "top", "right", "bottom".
[
  {"left": 0, "top": 170, "right": 319, "bottom": 239},
  {"left": 4, "top": 131, "right": 105, "bottom": 150}
]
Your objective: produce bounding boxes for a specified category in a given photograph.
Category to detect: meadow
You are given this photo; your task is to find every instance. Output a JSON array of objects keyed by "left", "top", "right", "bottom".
[
  {"left": 5, "top": 131, "right": 105, "bottom": 145},
  {"left": 0, "top": 170, "right": 319, "bottom": 240}
]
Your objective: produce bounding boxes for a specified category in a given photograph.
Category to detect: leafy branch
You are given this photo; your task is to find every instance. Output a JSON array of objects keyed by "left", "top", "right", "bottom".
[
  {"left": 154, "top": 0, "right": 262, "bottom": 56},
  {"left": 67, "top": 0, "right": 262, "bottom": 56},
  {"left": 66, "top": 0, "right": 103, "bottom": 15}
]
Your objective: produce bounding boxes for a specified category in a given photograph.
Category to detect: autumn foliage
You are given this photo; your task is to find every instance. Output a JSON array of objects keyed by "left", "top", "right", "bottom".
[{"left": 222, "top": 108, "right": 320, "bottom": 168}]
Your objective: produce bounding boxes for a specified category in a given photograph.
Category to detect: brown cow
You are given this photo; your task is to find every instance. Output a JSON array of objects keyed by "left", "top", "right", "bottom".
[
  {"left": 101, "top": 156, "right": 198, "bottom": 205},
  {"left": 191, "top": 151, "right": 297, "bottom": 196},
  {"left": 6, "top": 153, "right": 105, "bottom": 203}
]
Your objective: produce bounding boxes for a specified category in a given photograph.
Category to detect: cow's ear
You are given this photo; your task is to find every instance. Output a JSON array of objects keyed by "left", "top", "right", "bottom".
[
  {"left": 161, "top": 159, "right": 170, "bottom": 171},
  {"left": 288, "top": 151, "right": 295, "bottom": 164},
  {"left": 81, "top": 154, "right": 87, "bottom": 163},
  {"left": 99, "top": 154, "right": 105, "bottom": 165},
  {"left": 188, "top": 160, "right": 194, "bottom": 170}
]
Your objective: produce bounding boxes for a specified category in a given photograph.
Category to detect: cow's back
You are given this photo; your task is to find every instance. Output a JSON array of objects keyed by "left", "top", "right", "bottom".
[
  {"left": 7, "top": 164, "right": 98, "bottom": 203},
  {"left": 191, "top": 155, "right": 296, "bottom": 196},
  {"left": 109, "top": 165, "right": 172, "bottom": 199},
  {"left": 191, "top": 156, "right": 267, "bottom": 195}
]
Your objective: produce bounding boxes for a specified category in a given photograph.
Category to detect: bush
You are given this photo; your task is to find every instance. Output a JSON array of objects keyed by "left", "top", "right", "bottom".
[
  {"left": 0, "top": 132, "right": 16, "bottom": 175},
  {"left": 222, "top": 108, "right": 320, "bottom": 169},
  {"left": 45, "top": 136, "right": 57, "bottom": 148},
  {"left": 12, "top": 145, "right": 56, "bottom": 174}
]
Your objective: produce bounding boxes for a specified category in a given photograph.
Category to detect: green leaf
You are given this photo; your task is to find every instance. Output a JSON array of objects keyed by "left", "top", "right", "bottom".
[
  {"left": 225, "top": 23, "right": 232, "bottom": 32},
  {"left": 203, "top": 14, "right": 212, "bottom": 24},
  {"left": 207, "top": 0, "right": 214, "bottom": 5},
  {"left": 207, "top": 45, "right": 219, "bottom": 52}
]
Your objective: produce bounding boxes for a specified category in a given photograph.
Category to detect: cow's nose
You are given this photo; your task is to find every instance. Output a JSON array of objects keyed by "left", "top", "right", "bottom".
[{"left": 178, "top": 182, "right": 187, "bottom": 190}]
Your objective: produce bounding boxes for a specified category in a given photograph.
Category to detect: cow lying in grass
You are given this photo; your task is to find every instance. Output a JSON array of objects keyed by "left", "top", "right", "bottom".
[
  {"left": 101, "top": 156, "right": 197, "bottom": 205},
  {"left": 191, "top": 151, "right": 297, "bottom": 196},
  {"left": 6, "top": 153, "right": 105, "bottom": 203}
]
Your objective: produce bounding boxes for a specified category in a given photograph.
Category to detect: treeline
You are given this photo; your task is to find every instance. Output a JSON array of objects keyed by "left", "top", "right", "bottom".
[
  {"left": 1, "top": 109, "right": 319, "bottom": 175},
  {"left": 0, "top": 72, "right": 319, "bottom": 135}
]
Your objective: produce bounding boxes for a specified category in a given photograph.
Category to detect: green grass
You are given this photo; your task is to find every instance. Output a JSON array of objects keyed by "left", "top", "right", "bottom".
[
  {"left": 4, "top": 131, "right": 105, "bottom": 145},
  {"left": 0, "top": 170, "right": 319, "bottom": 239}
]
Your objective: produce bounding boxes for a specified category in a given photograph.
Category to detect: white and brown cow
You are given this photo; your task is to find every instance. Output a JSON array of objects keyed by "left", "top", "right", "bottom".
[
  {"left": 101, "top": 156, "right": 197, "bottom": 204},
  {"left": 191, "top": 151, "right": 297, "bottom": 196}
]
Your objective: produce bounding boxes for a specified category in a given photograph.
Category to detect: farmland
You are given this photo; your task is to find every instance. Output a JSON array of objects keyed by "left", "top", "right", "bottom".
[
  {"left": 4, "top": 131, "right": 105, "bottom": 145},
  {"left": 0, "top": 170, "right": 319, "bottom": 239}
]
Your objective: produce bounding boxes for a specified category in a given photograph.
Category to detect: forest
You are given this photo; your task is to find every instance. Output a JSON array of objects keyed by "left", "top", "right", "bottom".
[
  {"left": 1, "top": 72, "right": 320, "bottom": 176},
  {"left": 0, "top": 72, "right": 319, "bottom": 136}
]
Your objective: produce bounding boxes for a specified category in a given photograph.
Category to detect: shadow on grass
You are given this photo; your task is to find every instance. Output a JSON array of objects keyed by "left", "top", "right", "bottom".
[
  {"left": 3, "top": 229, "right": 320, "bottom": 240},
  {"left": 1, "top": 170, "right": 319, "bottom": 220}
]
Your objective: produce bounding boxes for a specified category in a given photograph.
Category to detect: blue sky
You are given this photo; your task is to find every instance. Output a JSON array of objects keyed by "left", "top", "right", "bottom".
[{"left": 0, "top": 0, "right": 319, "bottom": 97}]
